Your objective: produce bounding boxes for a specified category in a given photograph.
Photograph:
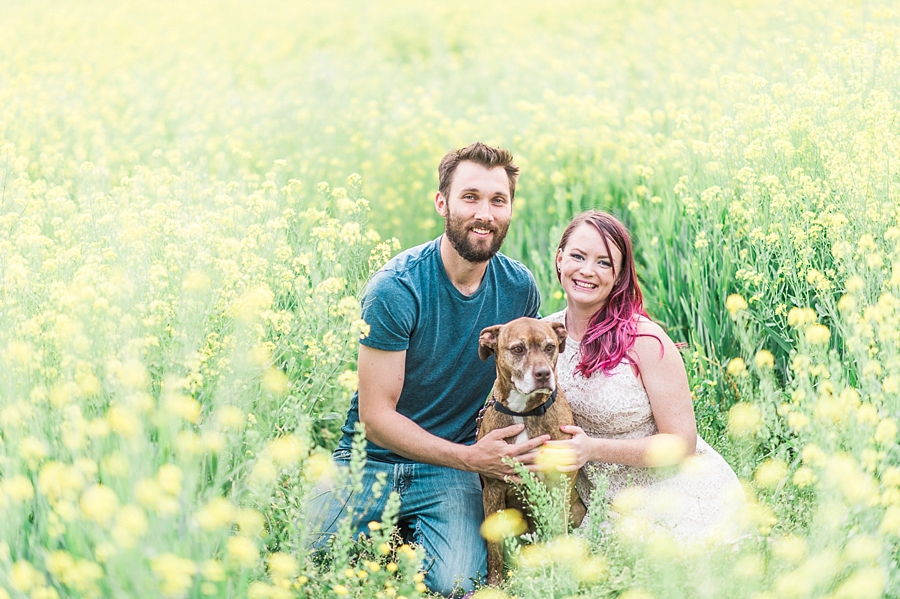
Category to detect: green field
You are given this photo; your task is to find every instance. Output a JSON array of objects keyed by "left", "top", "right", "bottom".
[{"left": 1, "top": 0, "right": 899, "bottom": 597}]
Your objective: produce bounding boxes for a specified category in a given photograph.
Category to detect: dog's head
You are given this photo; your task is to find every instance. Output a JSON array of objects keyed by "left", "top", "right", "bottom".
[{"left": 478, "top": 317, "right": 567, "bottom": 395}]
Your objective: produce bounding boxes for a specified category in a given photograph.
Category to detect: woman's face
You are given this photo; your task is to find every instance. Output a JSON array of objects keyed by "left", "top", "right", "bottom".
[{"left": 556, "top": 223, "right": 623, "bottom": 314}]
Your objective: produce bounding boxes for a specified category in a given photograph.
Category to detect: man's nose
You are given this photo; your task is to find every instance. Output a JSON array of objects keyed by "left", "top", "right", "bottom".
[{"left": 474, "top": 199, "right": 493, "bottom": 221}]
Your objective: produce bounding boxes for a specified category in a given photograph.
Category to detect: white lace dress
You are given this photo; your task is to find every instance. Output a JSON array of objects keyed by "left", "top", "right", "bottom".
[{"left": 545, "top": 310, "right": 746, "bottom": 544}]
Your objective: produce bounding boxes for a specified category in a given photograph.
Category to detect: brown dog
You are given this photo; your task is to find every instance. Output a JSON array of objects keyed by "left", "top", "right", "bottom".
[{"left": 477, "top": 317, "right": 586, "bottom": 585}]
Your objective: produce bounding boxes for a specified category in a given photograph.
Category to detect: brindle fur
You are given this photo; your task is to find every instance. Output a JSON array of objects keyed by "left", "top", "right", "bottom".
[{"left": 477, "top": 317, "right": 587, "bottom": 585}]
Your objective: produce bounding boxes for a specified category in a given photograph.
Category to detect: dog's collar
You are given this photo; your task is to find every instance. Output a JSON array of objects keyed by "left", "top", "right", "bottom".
[{"left": 490, "top": 388, "right": 557, "bottom": 418}]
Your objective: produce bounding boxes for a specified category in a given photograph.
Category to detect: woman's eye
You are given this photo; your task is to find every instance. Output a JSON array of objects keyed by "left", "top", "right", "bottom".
[{"left": 599, "top": 260, "right": 612, "bottom": 268}]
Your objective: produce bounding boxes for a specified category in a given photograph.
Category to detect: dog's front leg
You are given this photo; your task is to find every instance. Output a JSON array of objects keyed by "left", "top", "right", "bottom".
[
  {"left": 567, "top": 473, "right": 587, "bottom": 528},
  {"left": 481, "top": 478, "right": 508, "bottom": 586}
]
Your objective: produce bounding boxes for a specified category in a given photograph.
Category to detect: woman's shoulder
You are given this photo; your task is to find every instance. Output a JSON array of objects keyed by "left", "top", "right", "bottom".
[
  {"left": 634, "top": 315, "right": 665, "bottom": 336},
  {"left": 543, "top": 309, "right": 566, "bottom": 323},
  {"left": 632, "top": 316, "right": 677, "bottom": 359}
]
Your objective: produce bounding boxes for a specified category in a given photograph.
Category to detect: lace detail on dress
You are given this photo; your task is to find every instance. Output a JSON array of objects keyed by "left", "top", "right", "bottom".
[{"left": 545, "top": 310, "right": 746, "bottom": 544}]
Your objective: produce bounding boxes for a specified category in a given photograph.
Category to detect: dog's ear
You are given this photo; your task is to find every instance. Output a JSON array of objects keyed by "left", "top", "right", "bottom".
[
  {"left": 478, "top": 325, "right": 502, "bottom": 360},
  {"left": 550, "top": 321, "right": 568, "bottom": 353}
]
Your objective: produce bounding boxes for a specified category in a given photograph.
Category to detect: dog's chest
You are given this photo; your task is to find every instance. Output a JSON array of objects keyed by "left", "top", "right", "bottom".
[
  {"left": 511, "top": 416, "right": 528, "bottom": 443},
  {"left": 508, "top": 390, "right": 530, "bottom": 443}
]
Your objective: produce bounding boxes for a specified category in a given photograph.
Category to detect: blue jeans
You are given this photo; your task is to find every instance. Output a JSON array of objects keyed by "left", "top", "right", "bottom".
[{"left": 305, "top": 449, "right": 487, "bottom": 597}]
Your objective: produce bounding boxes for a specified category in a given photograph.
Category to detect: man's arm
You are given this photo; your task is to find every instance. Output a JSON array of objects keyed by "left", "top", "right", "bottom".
[{"left": 357, "top": 344, "right": 548, "bottom": 481}]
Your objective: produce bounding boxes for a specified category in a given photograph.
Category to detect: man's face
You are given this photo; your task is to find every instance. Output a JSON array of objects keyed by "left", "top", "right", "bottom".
[{"left": 435, "top": 161, "right": 513, "bottom": 263}]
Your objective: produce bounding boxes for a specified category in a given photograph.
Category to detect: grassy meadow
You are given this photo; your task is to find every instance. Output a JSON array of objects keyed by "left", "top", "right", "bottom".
[{"left": 1, "top": 0, "right": 900, "bottom": 597}]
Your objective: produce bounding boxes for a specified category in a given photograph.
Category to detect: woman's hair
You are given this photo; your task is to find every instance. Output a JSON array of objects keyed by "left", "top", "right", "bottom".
[{"left": 556, "top": 210, "right": 653, "bottom": 377}]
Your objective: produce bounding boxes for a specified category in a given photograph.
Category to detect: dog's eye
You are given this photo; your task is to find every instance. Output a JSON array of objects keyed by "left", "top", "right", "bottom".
[
  {"left": 511, "top": 346, "right": 525, "bottom": 354},
  {"left": 544, "top": 344, "right": 556, "bottom": 353}
]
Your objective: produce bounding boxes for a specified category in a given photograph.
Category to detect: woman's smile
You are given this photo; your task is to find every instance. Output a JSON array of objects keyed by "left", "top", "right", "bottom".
[{"left": 556, "top": 222, "right": 622, "bottom": 313}]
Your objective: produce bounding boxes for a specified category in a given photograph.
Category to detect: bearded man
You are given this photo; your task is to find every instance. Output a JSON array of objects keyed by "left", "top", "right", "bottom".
[{"left": 305, "top": 142, "right": 544, "bottom": 597}]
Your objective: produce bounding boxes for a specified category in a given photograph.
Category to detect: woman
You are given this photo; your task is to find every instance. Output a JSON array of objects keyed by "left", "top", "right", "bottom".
[{"left": 543, "top": 210, "right": 745, "bottom": 543}]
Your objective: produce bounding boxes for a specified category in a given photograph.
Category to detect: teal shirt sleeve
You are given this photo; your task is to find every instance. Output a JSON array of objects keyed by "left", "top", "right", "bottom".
[{"left": 359, "top": 269, "right": 417, "bottom": 352}]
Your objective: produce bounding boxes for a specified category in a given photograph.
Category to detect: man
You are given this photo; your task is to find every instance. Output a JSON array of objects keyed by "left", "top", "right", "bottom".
[{"left": 306, "top": 142, "right": 546, "bottom": 597}]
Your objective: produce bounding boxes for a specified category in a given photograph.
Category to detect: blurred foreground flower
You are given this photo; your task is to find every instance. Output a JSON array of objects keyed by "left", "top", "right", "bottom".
[
  {"left": 645, "top": 434, "right": 687, "bottom": 467},
  {"left": 727, "top": 403, "right": 763, "bottom": 437},
  {"left": 805, "top": 324, "right": 831, "bottom": 345},
  {"left": 727, "top": 357, "right": 747, "bottom": 377},
  {"left": 517, "top": 535, "right": 591, "bottom": 568},
  {"left": 535, "top": 445, "right": 577, "bottom": 471},
  {"left": 754, "top": 349, "right": 774, "bottom": 369},
  {"left": 754, "top": 459, "right": 788, "bottom": 489},
  {"left": 480, "top": 509, "right": 527, "bottom": 542},
  {"left": 725, "top": 294, "right": 748, "bottom": 317},
  {"left": 472, "top": 589, "right": 511, "bottom": 599}
]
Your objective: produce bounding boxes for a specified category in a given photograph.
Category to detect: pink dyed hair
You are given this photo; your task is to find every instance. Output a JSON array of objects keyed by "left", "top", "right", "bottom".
[{"left": 556, "top": 210, "right": 655, "bottom": 377}]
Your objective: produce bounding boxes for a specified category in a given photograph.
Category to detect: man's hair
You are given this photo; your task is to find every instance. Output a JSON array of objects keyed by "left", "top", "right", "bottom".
[{"left": 437, "top": 142, "right": 519, "bottom": 200}]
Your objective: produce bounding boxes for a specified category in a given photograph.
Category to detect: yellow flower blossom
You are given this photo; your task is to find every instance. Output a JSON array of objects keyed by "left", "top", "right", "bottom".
[
  {"left": 754, "top": 459, "right": 788, "bottom": 489},
  {"left": 726, "top": 357, "right": 747, "bottom": 377},
  {"left": 79, "top": 484, "right": 119, "bottom": 526},
  {"left": 480, "top": 509, "right": 527, "bottom": 542},
  {"left": 267, "top": 552, "right": 299, "bottom": 580},
  {"left": 10, "top": 560, "right": 43, "bottom": 592},
  {"left": 645, "top": 434, "right": 688, "bottom": 467},
  {"left": 150, "top": 553, "right": 197, "bottom": 598},
  {"left": 875, "top": 418, "right": 898, "bottom": 445},
  {"left": 727, "top": 403, "right": 763, "bottom": 437},
  {"left": 112, "top": 505, "right": 149, "bottom": 548},
  {"left": 193, "top": 497, "right": 236, "bottom": 531},
  {"left": 787, "top": 307, "right": 817, "bottom": 327},
  {"left": 725, "top": 294, "right": 748, "bottom": 317},
  {"left": 792, "top": 466, "right": 817, "bottom": 488},
  {"left": 226, "top": 536, "right": 259, "bottom": 568},
  {"left": 754, "top": 349, "right": 774, "bottom": 369},
  {"left": 266, "top": 434, "right": 308, "bottom": 466},
  {"left": 771, "top": 535, "right": 807, "bottom": 564},
  {"left": 235, "top": 508, "right": 266, "bottom": 538},
  {"left": 804, "top": 324, "right": 830, "bottom": 345},
  {"left": 833, "top": 566, "right": 886, "bottom": 599}
]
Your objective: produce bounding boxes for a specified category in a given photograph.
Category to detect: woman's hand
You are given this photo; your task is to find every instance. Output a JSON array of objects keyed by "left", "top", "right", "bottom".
[{"left": 536, "top": 425, "right": 596, "bottom": 473}]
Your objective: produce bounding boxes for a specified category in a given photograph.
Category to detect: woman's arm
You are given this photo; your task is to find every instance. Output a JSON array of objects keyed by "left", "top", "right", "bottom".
[{"left": 545, "top": 319, "right": 698, "bottom": 471}]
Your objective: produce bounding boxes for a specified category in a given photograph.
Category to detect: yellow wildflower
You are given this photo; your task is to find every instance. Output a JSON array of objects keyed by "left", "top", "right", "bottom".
[
  {"left": 754, "top": 459, "right": 788, "bottom": 489},
  {"left": 480, "top": 509, "right": 527, "bottom": 542},
  {"left": 725, "top": 294, "right": 748, "bottom": 317},
  {"left": 727, "top": 357, "right": 747, "bottom": 377},
  {"left": 754, "top": 349, "right": 774, "bottom": 369},
  {"left": 727, "top": 403, "right": 763, "bottom": 437},
  {"left": 226, "top": 536, "right": 259, "bottom": 568},
  {"left": 79, "top": 484, "right": 119, "bottom": 526}
]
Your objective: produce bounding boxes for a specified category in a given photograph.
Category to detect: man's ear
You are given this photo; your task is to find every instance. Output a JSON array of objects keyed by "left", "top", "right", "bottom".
[
  {"left": 550, "top": 321, "right": 568, "bottom": 353},
  {"left": 434, "top": 192, "right": 447, "bottom": 217},
  {"left": 478, "top": 325, "right": 502, "bottom": 361}
]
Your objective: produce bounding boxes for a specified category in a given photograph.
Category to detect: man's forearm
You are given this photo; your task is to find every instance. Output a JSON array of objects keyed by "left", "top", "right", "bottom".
[{"left": 361, "top": 409, "right": 473, "bottom": 471}]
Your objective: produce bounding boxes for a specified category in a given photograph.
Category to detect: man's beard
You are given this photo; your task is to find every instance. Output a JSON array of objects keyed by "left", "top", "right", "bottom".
[{"left": 443, "top": 207, "right": 509, "bottom": 263}]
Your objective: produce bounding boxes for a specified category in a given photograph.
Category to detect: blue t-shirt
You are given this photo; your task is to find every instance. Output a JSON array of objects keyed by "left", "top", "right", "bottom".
[{"left": 335, "top": 236, "right": 541, "bottom": 463}]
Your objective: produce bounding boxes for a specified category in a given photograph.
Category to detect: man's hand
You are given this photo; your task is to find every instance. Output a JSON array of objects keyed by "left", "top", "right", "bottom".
[{"left": 464, "top": 424, "right": 550, "bottom": 482}]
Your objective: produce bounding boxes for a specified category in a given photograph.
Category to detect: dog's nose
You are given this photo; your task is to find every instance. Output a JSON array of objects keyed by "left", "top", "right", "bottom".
[{"left": 534, "top": 366, "right": 551, "bottom": 384}]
